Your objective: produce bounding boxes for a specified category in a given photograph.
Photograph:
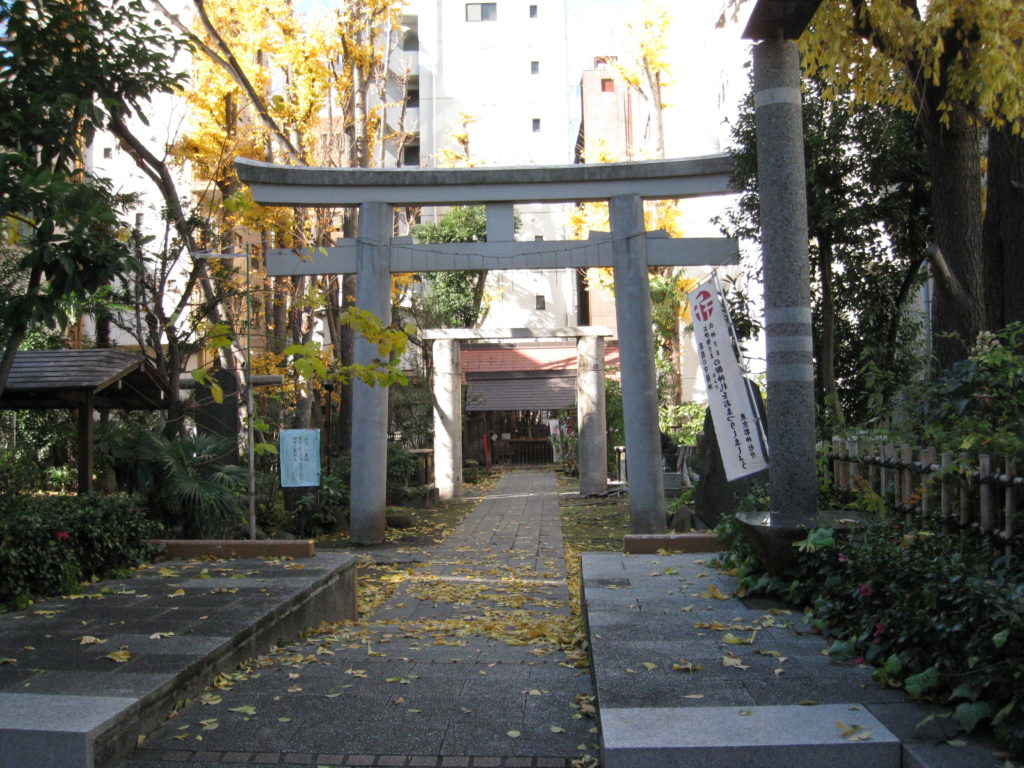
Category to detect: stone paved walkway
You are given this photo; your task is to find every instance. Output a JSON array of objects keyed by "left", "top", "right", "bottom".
[{"left": 121, "top": 470, "right": 596, "bottom": 768}]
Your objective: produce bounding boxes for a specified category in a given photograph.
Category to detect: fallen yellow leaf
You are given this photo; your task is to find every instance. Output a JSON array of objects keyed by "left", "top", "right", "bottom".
[
  {"left": 722, "top": 654, "right": 750, "bottom": 670},
  {"left": 78, "top": 635, "right": 105, "bottom": 645},
  {"left": 105, "top": 649, "right": 132, "bottom": 663},
  {"left": 699, "top": 584, "right": 728, "bottom": 600}
]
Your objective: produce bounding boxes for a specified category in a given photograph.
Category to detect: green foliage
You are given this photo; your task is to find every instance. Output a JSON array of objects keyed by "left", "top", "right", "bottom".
[
  {"left": 410, "top": 205, "right": 520, "bottom": 329},
  {"left": 604, "top": 374, "right": 625, "bottom": 476},
  {"left": 659, "top": 402, "right": 705, "bottom": 446},
  {"left": 386, "top": 441, "right": 417, "bottom": 500},
  {"left": 0, "top": 493, "right": 159, "bottom": 608},
  {"left": 718, "top": 68, "right": 930, "bottom": 430},
  {"left": 550, "top": 410, "right": 579, "bottom": 475},
  {"left": 413, "top": 205, "right": 488, "bottom": 244},
  {"left": 297, "top": 473, "right": 347, "bottom": 536},
  {"left": 390, "top": 374, "right": 433, "bottom": 448},
  {"left": 137, "top": 432, "right": 246, "bottom": 539},
  {"left": 0, "top": 450, "right": 48, "bottom": 501},
  {"left": 895, "top": 322, "right": 1024, "bottom": 454},
  {"left": 723, "top": 517, "right": 1024, "bottom": 751},
  {"left": 0, "top": 0, "right": 185, "bottom": 372}
]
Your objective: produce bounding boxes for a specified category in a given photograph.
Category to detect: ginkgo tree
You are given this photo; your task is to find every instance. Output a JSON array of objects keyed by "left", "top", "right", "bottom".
[
  {"left": 721, "top": 0, "right": 1024, "bottom": 367},
  {"left": 157, "top": 0, "right": 409, "bottom": 441},
  {"left": 572, "top": 2, "right": 702, "bottom": 408}
]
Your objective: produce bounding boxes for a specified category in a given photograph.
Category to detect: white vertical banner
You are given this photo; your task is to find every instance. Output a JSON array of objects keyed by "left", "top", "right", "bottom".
[{"left": 687, "top": 278, "right": 768, "bottom": 481}]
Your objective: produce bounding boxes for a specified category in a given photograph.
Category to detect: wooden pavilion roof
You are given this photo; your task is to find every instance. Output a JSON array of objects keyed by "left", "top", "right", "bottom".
[{"left": 0, "top": 349, "right": 167, "bottom": 410}]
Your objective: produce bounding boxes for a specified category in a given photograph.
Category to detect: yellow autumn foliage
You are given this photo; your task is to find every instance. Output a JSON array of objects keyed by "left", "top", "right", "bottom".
[{"left": 719, "top": 0, "right": 1024, "bottom": 132}]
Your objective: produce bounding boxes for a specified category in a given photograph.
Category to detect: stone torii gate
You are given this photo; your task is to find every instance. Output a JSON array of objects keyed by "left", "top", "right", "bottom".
[
  {"left": 235, "top": 155, "right": 738, "bottom": 544},
  {"left": 421, "top": 325, "right": 613, "bottom": 502}
]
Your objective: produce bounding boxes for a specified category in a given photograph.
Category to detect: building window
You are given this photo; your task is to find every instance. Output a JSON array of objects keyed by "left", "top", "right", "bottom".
[
  {"left": 529, "top": 4, "right": 537, "bottom": 18},
  {"left": 535, "top": 295, "right": 546, "bottom": 310},
  {"left": 530, "top": 60, "right": 539, "bottom": 75},
  {"left": 534, "top": 235, "right": 544, "bottom": 241},
  {"left": 601, "top": 78, "right": 615, "bottom": 93},
  {"left": 402, "top": 142, "right": 421, "bottom": 167},
  {"left": 102, "top": 147, "right": 113, "bottom": 159},
  {"left": 465, "top": 3, "right": 497, "bottom": 21},
  {"left": 532, "top": 118, "right": 541, "bottom": 132}
]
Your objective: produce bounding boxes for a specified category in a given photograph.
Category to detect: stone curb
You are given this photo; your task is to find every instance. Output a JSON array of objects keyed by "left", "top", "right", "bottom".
[
  {"left": 622, "top": 532, "right": 725, "bottom": 554},
  {"left": 149, "top": 540, "right": 316, "bottom": 559}
]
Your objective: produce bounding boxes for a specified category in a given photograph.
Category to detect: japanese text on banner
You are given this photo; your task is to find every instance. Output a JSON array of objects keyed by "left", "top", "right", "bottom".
[{"left": 687, "top": 279, "right": 768, "bottom": 481}]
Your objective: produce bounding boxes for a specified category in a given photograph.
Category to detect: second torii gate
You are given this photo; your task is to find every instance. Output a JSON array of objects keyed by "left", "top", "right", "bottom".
[{"left": 235, "top": 155, "right": 738, "bottom": 544}]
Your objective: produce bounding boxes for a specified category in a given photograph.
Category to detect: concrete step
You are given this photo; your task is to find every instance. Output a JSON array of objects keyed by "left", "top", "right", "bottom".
[
  {"left": 0, "top": 553, "right": 357, "bottom": 768},
  {"left": 600, "top": 704, "right": 900, "bottom": 768}
]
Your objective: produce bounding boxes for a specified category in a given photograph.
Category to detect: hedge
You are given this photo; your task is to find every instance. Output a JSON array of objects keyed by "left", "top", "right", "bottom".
[{"left": 0, "top": 493, "right": 160, "bottom": 608}]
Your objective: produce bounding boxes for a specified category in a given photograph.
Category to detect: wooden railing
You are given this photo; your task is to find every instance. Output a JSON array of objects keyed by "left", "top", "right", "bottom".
[{"left": 827, "top": 438, "right": 1023, "bottom": 555}]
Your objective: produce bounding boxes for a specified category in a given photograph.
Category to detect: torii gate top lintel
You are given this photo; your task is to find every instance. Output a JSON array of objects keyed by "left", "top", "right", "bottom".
[{"left": 234, "top": 154, "right": 735, "bottom": 207}]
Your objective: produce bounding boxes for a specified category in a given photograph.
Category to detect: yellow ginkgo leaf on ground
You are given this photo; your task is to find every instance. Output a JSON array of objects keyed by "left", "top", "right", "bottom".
[
  {"left": 105, "top": 649, "right": 132, "bottom": 663},
  {"left": 229, "top": 706, "right": 256, "bottom": 715},
  {"left": 198, "top": 693, "right": 222, "bottom": 705},
  {"left": 158, "top": 567, "right": 177, "bottom": 577},
  {"left": 78, "top": 635, "right": 105, "bottom": 645},
  {"left": 149, "top": 632, "right": 175, "bottom": 640},
  {"left": 167, "top": 589, "right": 185, "bottom": 598},
  {"left": 641, "top": 662, "right": 657, "bottom": 670},
  {"left": 550, "top": 725, "right": 565, "bottom": 733},
  {"left": 835, "top": 722, "right": 871, "bottom": 741},
  {"left": 723, "top": 631, "right": 757, "bottom": 645},
  {"left": 722, "top": 654, "right": 750, "bottom": 670},
  {"left": 507, "top": 730, "right": 521, "bottom": 738},
  {"left": 0, "top": 658, "right": 16, "bottom": 665},
  {"left": 700, "top": 584, "right": 728, "bottom": 600}
]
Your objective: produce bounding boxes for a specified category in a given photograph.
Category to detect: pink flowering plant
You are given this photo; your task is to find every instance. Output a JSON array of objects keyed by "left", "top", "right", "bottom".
[{"left": 1, "top": 494, "right": 158, "bottom": 608}]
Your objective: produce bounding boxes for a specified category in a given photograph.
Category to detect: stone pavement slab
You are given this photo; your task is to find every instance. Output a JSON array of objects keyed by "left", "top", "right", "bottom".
[
  {"left": 583, "top": 551, "right": 1007, "bottom": 768},
  {"left": 118, "top": 471, "right": 595, "bottom": 768},
  {"left": 0, "top": 553, "right": 357, "bottom": 768}
]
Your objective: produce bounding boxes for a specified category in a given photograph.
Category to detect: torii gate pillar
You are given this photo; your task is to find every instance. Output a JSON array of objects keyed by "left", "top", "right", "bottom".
[
  {"left": 577, "top": 334, "right": 607, "bottom": 496},
  {"left": 610, "top": 195, "right": 665, "bottom": 532},
  {"left": 432, "top": 338, "right": 462, "bottom": 500},
  {"left": 349, "top": 202, "right": 393, "bottom": 544}
]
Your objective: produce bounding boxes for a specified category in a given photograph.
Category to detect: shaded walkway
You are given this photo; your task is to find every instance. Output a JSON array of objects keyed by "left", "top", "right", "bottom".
[{"left": 123, "top": 470, "right": 596, "bottom": 768}]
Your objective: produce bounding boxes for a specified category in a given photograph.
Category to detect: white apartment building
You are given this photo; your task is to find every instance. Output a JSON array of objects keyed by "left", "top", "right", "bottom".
[{"left": 395, "top": 0, "right": 581, "bottom": 332}]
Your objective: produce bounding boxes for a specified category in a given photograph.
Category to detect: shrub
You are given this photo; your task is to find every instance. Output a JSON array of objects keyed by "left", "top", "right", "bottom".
[
  {"left": 718, "top": 516, "right": 1024, "bottom": 751},
  {"left": 0, "top": 493, "right": 160, "bottom": 608},
  {"left": 897, "top": 321, "right": 1024, "bottom": 454}
]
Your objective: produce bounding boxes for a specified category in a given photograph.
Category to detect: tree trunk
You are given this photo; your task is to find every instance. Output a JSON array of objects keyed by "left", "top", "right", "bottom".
[
  {"left": 816, "top": 236, "right": 842, "bottom": 434},
  {"left": 983, "top": 125, "right": 1024, "bottom": 330},
  {"left": 921, "top": 103, "right": 986, "bottom": 368}
]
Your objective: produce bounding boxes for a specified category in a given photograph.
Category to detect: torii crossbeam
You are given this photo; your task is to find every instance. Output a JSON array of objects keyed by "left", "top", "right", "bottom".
[{"left": 235, "top": 155, "right": 737, "bottom": 544}]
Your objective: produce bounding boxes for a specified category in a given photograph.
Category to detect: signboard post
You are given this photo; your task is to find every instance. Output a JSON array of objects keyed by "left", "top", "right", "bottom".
[
  {"left": 688, "top": 278, "right": 768, "bottom": 481},
  {"left": 280, "top": 429, "right": 321, "bottom": 488}
]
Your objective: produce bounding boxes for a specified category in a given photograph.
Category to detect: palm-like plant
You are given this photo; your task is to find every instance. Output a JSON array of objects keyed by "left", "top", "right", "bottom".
[{"left": 140, "top": 432, "right": 245, "bottom": 539}]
